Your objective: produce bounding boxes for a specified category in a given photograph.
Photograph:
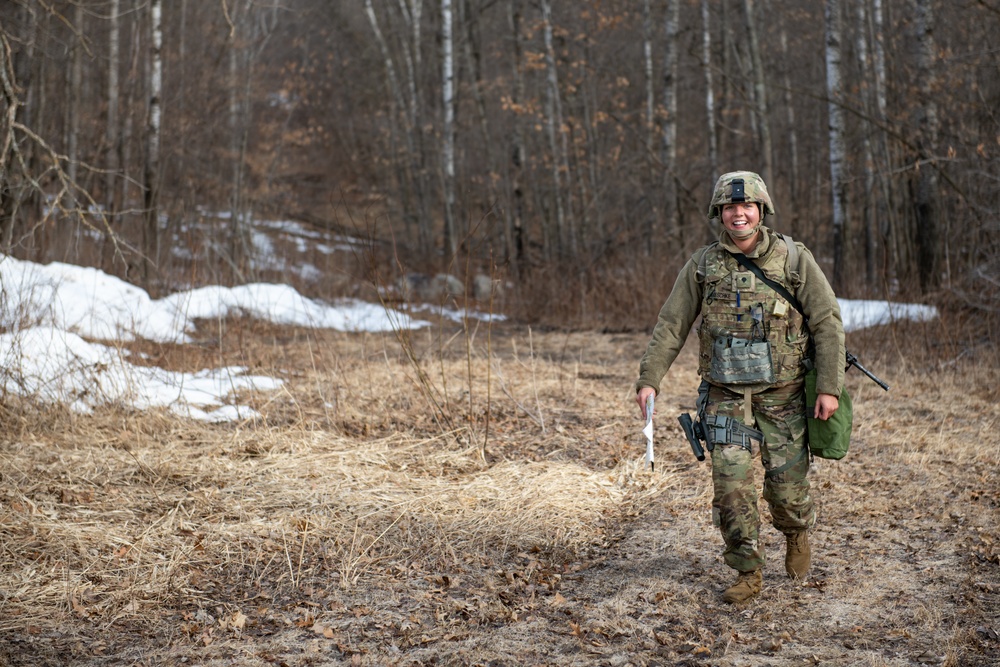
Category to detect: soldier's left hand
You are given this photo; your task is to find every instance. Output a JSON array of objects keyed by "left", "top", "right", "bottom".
[{"left": 814, "top": 393, "right": 839, "bottom": 421}]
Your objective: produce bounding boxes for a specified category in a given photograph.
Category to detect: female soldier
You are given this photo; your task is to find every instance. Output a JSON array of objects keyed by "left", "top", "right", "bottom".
[{"left": 635, "top": 171, "right": 845, "bottom": 603}]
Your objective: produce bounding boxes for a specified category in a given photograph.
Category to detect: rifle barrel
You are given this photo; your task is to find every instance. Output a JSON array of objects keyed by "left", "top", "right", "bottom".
[{"left": 846, "top": 352, "right": 890, "bottom": 391}]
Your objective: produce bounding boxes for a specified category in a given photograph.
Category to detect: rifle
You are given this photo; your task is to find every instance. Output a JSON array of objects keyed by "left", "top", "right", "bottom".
[{"left": 846, "top": 351, "right": 889, "bottom": 391}]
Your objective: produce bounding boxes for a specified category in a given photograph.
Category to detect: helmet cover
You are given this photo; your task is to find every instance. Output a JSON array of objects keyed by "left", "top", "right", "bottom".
[{"left": 708, "top": 171, "right": 775, "bottom": 220}]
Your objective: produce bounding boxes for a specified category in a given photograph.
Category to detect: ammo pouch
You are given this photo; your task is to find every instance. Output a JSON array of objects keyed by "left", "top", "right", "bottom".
[
  {"left": 709, "top": 336, "right": 776, "bottom": 385},
  {"left": 702, "top": 414, "right": 764, "bottom": 452}
]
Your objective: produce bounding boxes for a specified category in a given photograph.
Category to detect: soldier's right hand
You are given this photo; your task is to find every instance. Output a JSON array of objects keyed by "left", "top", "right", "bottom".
[{"left": 636, "top": 386, "right": 656, "bottom": 420}]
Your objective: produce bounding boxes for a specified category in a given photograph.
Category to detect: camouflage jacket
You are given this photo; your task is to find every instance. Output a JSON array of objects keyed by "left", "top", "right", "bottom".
[{"left": 636, "top": 227, "right": 845, "bottom": 397}]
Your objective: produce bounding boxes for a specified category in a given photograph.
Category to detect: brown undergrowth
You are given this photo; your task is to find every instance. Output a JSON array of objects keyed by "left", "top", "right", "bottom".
[{"left": 0, "top": 315, "right": 997, "bottom": 666}]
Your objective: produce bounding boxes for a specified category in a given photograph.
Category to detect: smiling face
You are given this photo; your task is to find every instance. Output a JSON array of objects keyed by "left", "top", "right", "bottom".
[{"left": 721, "top": 201, "right": 761, "bottom": 241}]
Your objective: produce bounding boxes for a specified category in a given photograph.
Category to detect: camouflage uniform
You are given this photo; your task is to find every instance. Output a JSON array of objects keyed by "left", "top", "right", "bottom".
[
  {"left": 705, "top": 382, "right": 812, "bottom": 571},
  {"left": 636, "top": 171, "right": 845, "bottom": 574}
]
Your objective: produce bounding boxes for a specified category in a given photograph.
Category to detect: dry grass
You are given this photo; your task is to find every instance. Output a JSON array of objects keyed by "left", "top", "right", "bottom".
[{"left": 0, "top": 315, "right": 997, "bottom": 666}]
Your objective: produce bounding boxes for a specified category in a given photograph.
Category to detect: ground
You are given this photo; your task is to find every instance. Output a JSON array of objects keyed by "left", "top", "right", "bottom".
[{"left": 0, "top": 318, "right": 997, "bottom": 666}]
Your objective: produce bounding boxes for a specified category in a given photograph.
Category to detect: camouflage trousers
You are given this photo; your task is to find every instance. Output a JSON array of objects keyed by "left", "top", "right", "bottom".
[{"left": 704, "top": 381, "right": 815, "bottom": 573}]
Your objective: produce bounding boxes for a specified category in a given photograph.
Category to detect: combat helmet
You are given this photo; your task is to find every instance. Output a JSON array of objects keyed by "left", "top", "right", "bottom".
[{"left": 707, "top": 171, "right": 775, "bottom": 221}]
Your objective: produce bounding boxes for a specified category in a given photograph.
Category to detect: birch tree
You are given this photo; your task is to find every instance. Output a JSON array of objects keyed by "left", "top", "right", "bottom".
[
  {"left": 855, "top": 0, "right": 877, "bottom": 281},
  {"left": 660, "top": 0, "right": 680, "bottom": 236},
  {"left": 143, "top": 0, "right": 163, "bottom": 283},
  {"left": 824, "top": 0, "right": 847, "bottom": 289},
  {"left": 106, "top": 0, "right": 120, "bottom": 219},
  {"left": 701, "top": 0, "right": 718, "bottom": 183},
  {"left": 441, "top": 0, "right": 457, "bottom": 262}
]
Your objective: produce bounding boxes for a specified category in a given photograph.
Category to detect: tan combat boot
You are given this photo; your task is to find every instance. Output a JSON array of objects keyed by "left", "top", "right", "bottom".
[
  {"left": 722, "top": 569, "right": 762, "bottom": 604},
  {"left": 784, "top": 531, "right": 811, "bottom": 579}
]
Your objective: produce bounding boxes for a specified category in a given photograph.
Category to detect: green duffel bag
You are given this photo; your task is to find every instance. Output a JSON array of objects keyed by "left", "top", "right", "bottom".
[{"left": 804, "top": 367, "right": 853, "bottom": 460}]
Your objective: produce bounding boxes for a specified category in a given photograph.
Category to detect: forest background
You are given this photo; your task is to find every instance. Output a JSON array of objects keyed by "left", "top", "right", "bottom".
[{"left": 1, "top": 0, "right": 997, "bottom": 329}]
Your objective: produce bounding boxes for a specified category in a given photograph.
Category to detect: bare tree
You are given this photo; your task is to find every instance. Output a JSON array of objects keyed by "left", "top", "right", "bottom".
[
  {"left": 68, "top": 2, "right": 84, "bottom": 188},
  {"left": 441, "top": 0, "right": 457, "bottom": 263},
  {"left": 660, "top": 0, "right": 680, "bottom": 237},
  {"left": 540, "top": 0, "right": 569, "bottom": 258},
  {"left": 701, "top": 0, "right": 718, "bottom": 183},
  {"left": 779, "top": 28, "right": 798, "bottom": 203},
  {"left": 143, "top": 0, "right": 163, "bottom": 284},
  {"left": 869, "top": 0, "right": 899, "bottom": 281},
  {"left": 460, "top": 0, "right": 502, "bottom": 262},
  {"left": 641, "top": 0, "right": 654, "bottom": 255},
  {"left": 824, "top": 0, "right": 848, "bottom": 289},
  {"left": 106, "top": 0, "right": 120, "bottom": 218},
  {"left": 913, "top": 0, "right": 939, "bottom": 292},
  {"left": 363, "top": 0, "right": 432, "bottom": 255},
  {"left": 855, "top": 0, "right": 877, "bottom": 282},
  {"left": 507, "top": 0, "right": 526, "bottom": 273},
  {"left": 743, "top": 0, "right": 773, "bottom": 185},
  {"left": 642, "top": 0, "right": 654, "bottom": 158}
]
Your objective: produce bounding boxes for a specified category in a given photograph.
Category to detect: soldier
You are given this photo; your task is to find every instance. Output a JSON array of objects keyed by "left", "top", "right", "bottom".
[{"left": 635, "top": 171, "right": 845, "bottom": 604}]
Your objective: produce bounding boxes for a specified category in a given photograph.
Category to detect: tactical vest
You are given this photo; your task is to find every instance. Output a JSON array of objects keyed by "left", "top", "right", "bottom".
[{"left": 695, "top": 233, "right": 810, "bottom": 391}]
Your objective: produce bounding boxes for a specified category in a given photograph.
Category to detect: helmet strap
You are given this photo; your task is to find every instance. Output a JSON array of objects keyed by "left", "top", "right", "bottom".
[{"left": 728, "top": 220, "right": 761, "bottom": 241}]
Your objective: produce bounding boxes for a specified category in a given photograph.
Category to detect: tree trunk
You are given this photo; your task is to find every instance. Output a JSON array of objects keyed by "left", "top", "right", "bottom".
[
  {"left": 461, "top": 0, "right": 504, "bottom": 269},
  {"left": 398, "top": 0, "right": 431, "bottom": 256},
  {"left": 120, "top": 15, "right": 140, "bottom": 233},
  {"left": 855, "top": 0, "right": 877, "bottom": 284},
  {"left": 701, "top": 0, "right": 718, "bottom": 184},
  {"left": 660, "top": 0, "right": 680, "bottom": 238},
  {"left": 68, "top": 2, "right": 83, "bottom": 189},
  {"left": 642, "top": 0, "right": 654, "bottom": 255},
  {"left": 642, "top": 0, "right": 654, "bottom": 156},
  {"left": 870, "top": 0, "right": 899, "bottom": 281},
  {"left": 913, "top": 0, "right": 939, "bottom": 292},
  {"left": 743, "top": 0, "right": 772, "bottom": 186},
  {"left": 780, "top": 28, "right": 799, "bottom": 208},
  {"left": 364, "top": 0, "right": 430, "bottom": 256},
  {"left": 0, "top": 3, "right": 39, "bottom": 253},
  {"left": 179, "top": 0, "right": 186, "bottom": 118},
  {"left": 143, "top": 0, "right": 163, "bottom": 286},
  {"left": 824, "top": 0, "right": 848, "bottom": 291},
  {"left": 507, "top": 0, "right": 526, "bottom": 273},
  {"left": 101, "top": 0, "right": 121, "bottom": 271},
  {"left": 540, "top": 0, "right": 568, "bottom": 259},
  {"left": 441, "top": 0, "right": 457, "bottom": 265}
]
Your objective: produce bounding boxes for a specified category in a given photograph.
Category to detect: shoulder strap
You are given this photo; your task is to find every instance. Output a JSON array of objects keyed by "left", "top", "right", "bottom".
[
  {"left": 695, "top": 242, "right": 719, "bottom": 279},
  {"left": 781, "top": 233, "right": 800, "bottom": 275}
]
